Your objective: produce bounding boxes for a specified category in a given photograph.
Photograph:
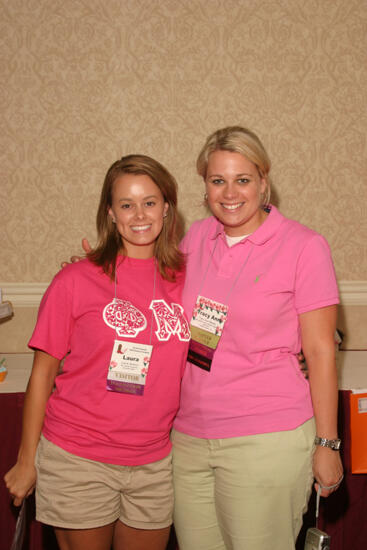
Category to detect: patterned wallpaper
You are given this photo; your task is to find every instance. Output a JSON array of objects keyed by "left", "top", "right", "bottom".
[{"left": 1, "top": 0, "right": 366, "bottom": 283}]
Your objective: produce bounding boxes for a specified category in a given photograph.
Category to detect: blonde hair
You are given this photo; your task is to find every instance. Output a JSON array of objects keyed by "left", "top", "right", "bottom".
[
  {"left": 88, "top": 154, "right": 184, "bottom": 280},
  {"left": 197, "top": 126, "right": 272, "bottom": 206}
]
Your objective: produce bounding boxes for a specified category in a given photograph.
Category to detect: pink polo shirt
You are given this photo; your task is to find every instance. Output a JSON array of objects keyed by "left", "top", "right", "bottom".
[{"left": 173, "top": 206, "right": 339, "bottom": 438}]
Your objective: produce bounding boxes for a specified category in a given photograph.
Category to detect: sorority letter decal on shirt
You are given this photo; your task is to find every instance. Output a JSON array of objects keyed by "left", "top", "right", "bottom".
[
  {"left": 104, "top": 299, "right": 190, "bottom": 395},
  {"left": 150, "top": 299, "right": 191, "bottom": 341},
  {"left": 103, "top": 298, "right": 190, "bottom": 341},
  {"left": 103, "top": 299, "right": 147, "bottom": 337}
]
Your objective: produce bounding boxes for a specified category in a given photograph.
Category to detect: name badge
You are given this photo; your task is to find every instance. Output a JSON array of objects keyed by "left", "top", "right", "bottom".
[
  {"left": 187, "top": 296, "right": 228, "bottom": 371},
  {"left": 107, "top": 340, "right": 153, "bottom": 396}
]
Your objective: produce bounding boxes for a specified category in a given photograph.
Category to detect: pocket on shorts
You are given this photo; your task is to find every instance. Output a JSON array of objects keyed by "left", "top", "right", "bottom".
[
  {"left": 160, "top": 451, "right": 173, "bottom": 470},
  {"left": 35, "top": 435, "right": 53, "bottom": 473},
  {"left": 148, "top": 452, "right": 173, "bottom": 483}
]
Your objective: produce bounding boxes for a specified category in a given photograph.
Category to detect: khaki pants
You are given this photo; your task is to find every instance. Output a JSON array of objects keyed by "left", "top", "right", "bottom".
[{"left": 171, "top": 419, "right": 315, "bottom": 550}]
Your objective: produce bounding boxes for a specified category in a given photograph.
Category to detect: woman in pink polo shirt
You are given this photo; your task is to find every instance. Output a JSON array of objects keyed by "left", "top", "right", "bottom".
[
  {"left": 171, "top": 126, "right": 343, "bottom": 550},
  {"left": 5, "top": 155, "right": 190, "bottom": 550}
]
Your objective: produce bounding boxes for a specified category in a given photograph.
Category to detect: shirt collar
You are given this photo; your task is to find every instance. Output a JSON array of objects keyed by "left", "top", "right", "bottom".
[{"left": 209, "top": 205, "right": 285, "bottom": 245}]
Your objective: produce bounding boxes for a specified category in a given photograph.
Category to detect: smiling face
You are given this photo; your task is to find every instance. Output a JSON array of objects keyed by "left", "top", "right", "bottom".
[
  {"left": 108, "top": 173, "right": 168, "bottom": 258},
  {"left": 205, "top": 150, "right": 268, "bottom": 236}
]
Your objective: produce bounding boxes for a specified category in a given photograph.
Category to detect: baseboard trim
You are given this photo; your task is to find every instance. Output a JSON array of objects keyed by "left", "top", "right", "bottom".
[
  {"left": 2, "top": 283, "right": 48, "bottom": 307},
  {"left": 338, "top": 281, "right": 367, "bottom": 306}
]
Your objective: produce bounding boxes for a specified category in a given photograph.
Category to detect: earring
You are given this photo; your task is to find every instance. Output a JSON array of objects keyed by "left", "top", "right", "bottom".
[
  {"left": 111, "top": 218, "right": 116, "bottom": 224},
  {"left": 204, "top": 193, "right": 208, "bottom": 201}
]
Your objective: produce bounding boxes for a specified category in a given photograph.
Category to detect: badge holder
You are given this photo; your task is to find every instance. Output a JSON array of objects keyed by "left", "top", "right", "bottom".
[
  {"left": 304, "top": 477, "right": 343, "bottom": 550},
  {"left": 188, "top": 296, "right": 228, "bottom": 371},
  {"left": 106, "top": 260, "right": 156, "bottom": 396},
  {"left": 187, "top": 244, "right": 253, "bottom": 371}
]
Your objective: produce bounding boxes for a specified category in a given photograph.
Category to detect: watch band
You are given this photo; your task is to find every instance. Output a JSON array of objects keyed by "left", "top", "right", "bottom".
[{"left": 314, "top": 436, "right": 341, "bottom": 451}]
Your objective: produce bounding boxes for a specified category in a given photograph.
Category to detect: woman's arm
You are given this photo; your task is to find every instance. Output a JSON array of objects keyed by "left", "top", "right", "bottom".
[
  {"left": 299, "top": 305, "right": 343, "bottom": 497},
  {"left": 61, "top": 238, "right": 91, "bottom": 267},
  {"left": 4, "top": 350, "right": 60, "bottom": 506}
]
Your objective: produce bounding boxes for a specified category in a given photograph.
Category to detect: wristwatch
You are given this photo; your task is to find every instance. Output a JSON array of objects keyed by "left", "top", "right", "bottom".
[{"left": 314, "top": 436, "right": 341, "bottom": 451}]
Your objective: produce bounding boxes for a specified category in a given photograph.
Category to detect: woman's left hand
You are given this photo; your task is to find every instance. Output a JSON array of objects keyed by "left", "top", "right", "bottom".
[{"left": 312, "top": 446, "right": 343, "bottom": 497}]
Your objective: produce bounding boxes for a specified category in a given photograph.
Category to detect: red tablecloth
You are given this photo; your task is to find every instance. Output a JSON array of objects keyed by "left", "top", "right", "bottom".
[{"left": 0, "top": 393, "right": 57, "bottom": 550}]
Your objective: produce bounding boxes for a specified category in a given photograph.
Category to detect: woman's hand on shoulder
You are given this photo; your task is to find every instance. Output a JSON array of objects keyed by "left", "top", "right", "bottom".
[
  {"left": 4, "top": 461, "right": 37, "bottom": 506},
  {"left": 61, "top": 238, "right": 91, "bottom": 268},
  {"left": 312, "top": 446, "right": 343, "bottom": 497}
]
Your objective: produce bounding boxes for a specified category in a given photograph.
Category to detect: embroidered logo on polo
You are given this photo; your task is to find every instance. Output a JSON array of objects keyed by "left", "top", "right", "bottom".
[{"left": 103, "top": 299, "right": 190, "bottom": 341}]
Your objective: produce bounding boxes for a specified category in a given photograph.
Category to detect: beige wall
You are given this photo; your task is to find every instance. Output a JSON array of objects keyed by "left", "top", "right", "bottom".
[{"left": 1, "top": 0, "right": 366, "bottom": 351}]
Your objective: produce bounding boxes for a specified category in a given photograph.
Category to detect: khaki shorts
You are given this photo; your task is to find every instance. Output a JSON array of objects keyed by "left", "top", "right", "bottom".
[{"left": 35, "top": 435, "right": 173, "bottom": 530}]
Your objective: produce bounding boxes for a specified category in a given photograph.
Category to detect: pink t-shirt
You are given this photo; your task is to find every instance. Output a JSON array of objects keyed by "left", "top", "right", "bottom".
[
  {"left": 173, "top": 206, "right": 339, "bottom": 438},
  {"left": 29, "top": 256, "right": 190, "bottom": 465}
]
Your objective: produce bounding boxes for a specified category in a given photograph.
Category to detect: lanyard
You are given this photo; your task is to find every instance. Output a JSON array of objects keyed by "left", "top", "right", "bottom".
[{"left": 113, "top": 257, "right": 157, "bottom": 345}]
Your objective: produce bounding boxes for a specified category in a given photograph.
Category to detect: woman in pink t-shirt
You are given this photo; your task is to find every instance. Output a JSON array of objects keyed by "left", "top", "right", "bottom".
[
  {"left": 171, "top": 126, "right": 343, "bottom": 550},
  {"left": 5, "top": 155, "right": 190, "bottom": 550}
]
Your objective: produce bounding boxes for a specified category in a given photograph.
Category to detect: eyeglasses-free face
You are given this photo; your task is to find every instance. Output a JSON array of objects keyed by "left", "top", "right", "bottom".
[
  {"left": 108, "top": 173, "right": 168, "bottom": 259},
  {"left": 205, "top": 150, "right": 267, "bottom": 237}
]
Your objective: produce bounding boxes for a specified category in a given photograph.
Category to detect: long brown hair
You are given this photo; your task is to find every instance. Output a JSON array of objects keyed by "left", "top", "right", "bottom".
[{"left": 88, "top": 154, "right": 184, "bottom": 280}]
